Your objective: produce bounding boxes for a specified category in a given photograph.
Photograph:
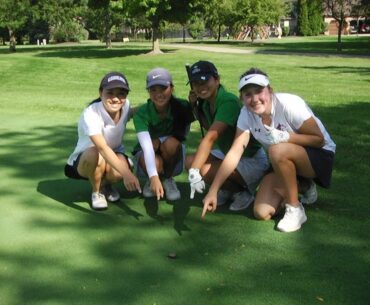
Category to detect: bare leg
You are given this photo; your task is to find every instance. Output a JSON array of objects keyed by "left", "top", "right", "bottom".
[
  {"left": 160, "top": 136, "right": 182, "bottom": 178},
  {"left": 77, "top": 147, "right": 106, "bottom": 192},
  {"left": 104, "top": 154, "right": 127, "bottom": 183},
  {"left": 268, "top": 143, "right": 315, "bottom": 206},
  {"left": 254, "top": 173, "right": 285, "bottom": 220}
]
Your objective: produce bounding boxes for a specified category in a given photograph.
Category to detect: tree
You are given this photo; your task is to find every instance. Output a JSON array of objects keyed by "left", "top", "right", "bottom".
[
  {"left": 187, "top": 15, "right": 205, "bottom": 39},
  {"left": 298, "top": 0, "right": 310, "bottom": 35},
  {"left": 236, "top": 0, "right": 284, "bottom": 43},
  {"left": 0, "top": 0, "right": 30, "bottom": 52},
  {"left": 202, "top": 0, "right": 237, "bottom": 42},
  {"left": 168, "top": 0, "right": 203, "bottom": 43},
  {"left": 127, "top": 0, "right": 172, "bottom": 54},
  {"left": 85, "top": 0, "right": 124, "bottom": 48},
  {"left": 308, "top": 0, "right": 325, "bottom": 35},
  {"left": 324, "top": 0, "right": 354, "bottom": 51},
  {"left": 33, "top": 0, "right": 88, "bottom": 43},
  {"left": 353, "top": 0, "right": 370, "bottom": 16}
]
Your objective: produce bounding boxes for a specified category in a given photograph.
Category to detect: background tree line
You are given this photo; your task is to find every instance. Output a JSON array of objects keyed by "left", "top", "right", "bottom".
[{"left": 0, "top": 0, "right": 368, "bottom": 52}]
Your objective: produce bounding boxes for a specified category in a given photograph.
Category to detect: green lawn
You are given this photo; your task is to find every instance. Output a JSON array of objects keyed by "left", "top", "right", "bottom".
[{"left": 0, "top": 38, "right": 369, "bottom": 305}]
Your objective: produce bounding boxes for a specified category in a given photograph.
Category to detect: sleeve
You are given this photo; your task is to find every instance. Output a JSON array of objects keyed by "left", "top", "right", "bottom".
[
  {"left": 81, "top": 106, "right": 102, "bottom": 136},
  {"left": 214, "top": 96, "right": 241, "bottom": 127},
  {"left": 237, "top": 107, "right": 251, "bottom": 133},
  {"left": 283, "top": 94, "right": 312, "bottom": 130},
  {"left": 137, "top": 131, "right": 158, "bottom": 178},
  {"left": 133, "top": 105, "right": 149, "bottom": 133}
]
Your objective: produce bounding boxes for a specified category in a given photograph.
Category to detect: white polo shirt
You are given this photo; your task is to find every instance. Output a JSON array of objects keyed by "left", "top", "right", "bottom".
[
  {"left": 67, "top": 100, "right": 131, "bottom": 165},
  {"left": 237, "top": 93, "right": 336, "bottom": 152}
]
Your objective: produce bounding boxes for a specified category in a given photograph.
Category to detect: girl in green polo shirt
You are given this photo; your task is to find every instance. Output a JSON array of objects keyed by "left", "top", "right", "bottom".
[
  {"left": 186, "top": 61, "right": 269, "bottom": 211},
  {"left": 133, "top": 68, "right": 194, "bottom": 201}
]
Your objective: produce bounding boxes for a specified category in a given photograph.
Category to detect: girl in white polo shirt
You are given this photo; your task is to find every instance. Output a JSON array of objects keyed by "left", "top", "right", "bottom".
[
  {"left": 65, "top": 72, "right": 141, "bottom": 210},
  {"left": 202, "top": 68, "right": 336, "bottom": 232}
]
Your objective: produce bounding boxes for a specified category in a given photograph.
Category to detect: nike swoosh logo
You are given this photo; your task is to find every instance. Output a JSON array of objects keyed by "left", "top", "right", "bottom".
[{"left": 152, "top": 75, "right": 161, "bottom": 79}]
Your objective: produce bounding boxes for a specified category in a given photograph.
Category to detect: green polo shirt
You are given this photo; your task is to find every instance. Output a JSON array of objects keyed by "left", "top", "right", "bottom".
[
  {"left": 133, "top": 96, "right": 193, "bottom": 154},
  {"left": 201, "top": 85, "right": 260, "bottom": 157}
]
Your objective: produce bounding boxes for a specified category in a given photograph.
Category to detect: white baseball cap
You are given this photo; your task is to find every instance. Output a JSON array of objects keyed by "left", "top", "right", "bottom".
[{"left": 238, "top": 73, "right": 269, "bottom": 91}]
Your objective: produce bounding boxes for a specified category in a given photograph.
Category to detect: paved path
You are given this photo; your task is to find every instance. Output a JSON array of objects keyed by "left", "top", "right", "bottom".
[{"left": 163, "top": 43, "right": 256, "bottom": 54}]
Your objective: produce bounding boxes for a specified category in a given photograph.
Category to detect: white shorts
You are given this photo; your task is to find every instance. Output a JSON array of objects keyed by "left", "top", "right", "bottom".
[
  {"left": 210, "top": 147, "right": 269, "bottom": 193},
  {"left": 135, "top": 136, "right": 186, "bottom": 178}
]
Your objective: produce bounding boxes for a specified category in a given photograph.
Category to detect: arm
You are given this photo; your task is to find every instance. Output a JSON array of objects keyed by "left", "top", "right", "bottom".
[
  {"left": 137, "top": 131, "right": 164, "bottom": 200},
  {"left": 191, "top": 121, "right": 229, "bottom": 169},
  {"left": 289, "top": 117, "right": 325, "bottom": 148},
  {"left": 90, "top": 134, "right": 141, "bottom": 193},
  {"left": 264, "top": 117, "right": 324, "bottom": 148},
  {"left": 202, "top": 129, "right": 250, "bottom": 218}
]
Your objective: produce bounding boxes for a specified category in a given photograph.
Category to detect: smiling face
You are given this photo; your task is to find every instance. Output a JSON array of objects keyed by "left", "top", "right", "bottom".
[
  {"left": 100, "top": 87, "right": 128, "bottom": 115},
  {"left": 240, "top": 85, "right": 272, "bottom": 116},
  {"left": 148, "top": 85, "right": 173, "bottom": 112},
  {"left": 191, "top": 76, "right": 220, "bottom": 102}
]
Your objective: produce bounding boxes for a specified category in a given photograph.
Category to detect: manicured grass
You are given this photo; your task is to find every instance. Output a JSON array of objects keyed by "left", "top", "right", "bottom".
[{"left": 0, "top": 39, "right": 369, "bottom": 305}]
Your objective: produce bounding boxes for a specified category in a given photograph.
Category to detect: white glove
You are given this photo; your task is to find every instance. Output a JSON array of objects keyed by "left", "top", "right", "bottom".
[
  {"left": 264, "top": 124, "right": 290, "bottom": 145},
  {"left": 188, "top": 168, "right": 206, "bottom": 199}
]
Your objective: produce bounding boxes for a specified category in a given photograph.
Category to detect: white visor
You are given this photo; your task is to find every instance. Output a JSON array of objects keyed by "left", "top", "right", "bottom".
[{"left": 238, "top": 74, "right": 269, "bottom": 91}]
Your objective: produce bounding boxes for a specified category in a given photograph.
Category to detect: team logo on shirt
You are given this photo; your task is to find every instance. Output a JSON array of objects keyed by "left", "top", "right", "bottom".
[{"left": 276, "top": 123, "right": 287, "bottom": 131}]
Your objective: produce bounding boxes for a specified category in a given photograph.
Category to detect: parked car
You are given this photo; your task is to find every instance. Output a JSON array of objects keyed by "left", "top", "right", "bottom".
[
  {"left": 349, "top": 20, "right": 359, "bottom": 34},
  {"left": 359, "top": 19, "right": 370, "bottom": 33}
]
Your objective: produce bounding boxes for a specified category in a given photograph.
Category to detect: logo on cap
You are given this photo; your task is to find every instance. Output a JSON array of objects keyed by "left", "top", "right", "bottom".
[
  {"left": 191, "top": 67, "right": 201, "bottom": 74},
  {"left": 108, "top": 75, "right": 126, "bottom": 84}
]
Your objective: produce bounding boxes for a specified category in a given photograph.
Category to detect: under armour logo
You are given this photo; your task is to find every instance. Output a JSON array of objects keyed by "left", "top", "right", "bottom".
[{"left": 254, "top": 128, "right": 261, "bottom": 132}]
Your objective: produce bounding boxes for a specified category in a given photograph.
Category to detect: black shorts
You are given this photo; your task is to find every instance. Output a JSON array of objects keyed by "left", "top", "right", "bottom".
[
  {"left": 64, "top": 152, "right": 132, "bottom": 180},
  {"left": 64, "top": 153, "right": 87, "bottom": 180},
  {"left": 303, "top": 146, "right": 335, "bottom": 188}
]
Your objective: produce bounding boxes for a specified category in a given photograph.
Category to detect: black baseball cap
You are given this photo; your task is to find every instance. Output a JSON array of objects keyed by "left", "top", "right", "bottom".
[
  {"left": 188, "top": 60, "right": 218, "bottom": 83},
  {"left": 100, "top": 72, "right": 130, "bottom": 91}
]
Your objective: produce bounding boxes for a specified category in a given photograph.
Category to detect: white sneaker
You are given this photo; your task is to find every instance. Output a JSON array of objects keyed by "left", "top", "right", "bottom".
[
  {"left": 162, "top": 178, "right": 181, "bottom": 201},
  {"left": 143, "top": 180, "right": 155, "bottom": 198},
  {"left": 229, "top": 190, "right": 254, "bottom": 211},
  {"left": 101, "top": 184, "right": 120, "bottom": 202},
  {"left": 217, "top": 189, "right": 232, "bottom": 206},
  {"left": 277, "top": 203, "right": 307, "bottom": 232},
  {"left": 300, "top": 182, "right": 317, "bottom": 205},
  {"left": 91, "top": 192, "right": 108, "bottom": 210}
]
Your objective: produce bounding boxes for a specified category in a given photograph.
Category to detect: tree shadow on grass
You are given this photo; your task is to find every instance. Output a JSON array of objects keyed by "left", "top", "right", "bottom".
[
  {"left": 2, "top": 101, "right": 370, "bottom": 305},
  {"left": 0, "top": 43, "right": 177, "bottom": 58},
  {"left": 37, "top": 178, "right": 144, "bottom": 220},
  {"left": 300, "top": 65, "right": 370, "bottom": 77}
]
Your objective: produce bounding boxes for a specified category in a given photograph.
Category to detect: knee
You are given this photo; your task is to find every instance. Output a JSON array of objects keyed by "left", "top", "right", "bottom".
[
  {"left": 80, "top": 148, "right": 100, "bottom": 168},
  {"left": 160, "top": 137, "right": 181, "bottom": 157},
  {"left": 253, "top": 206, "right": 273, "bottom": 221},
  {"left": 268, "top": 144, "right": 289, "bottom": 164}
]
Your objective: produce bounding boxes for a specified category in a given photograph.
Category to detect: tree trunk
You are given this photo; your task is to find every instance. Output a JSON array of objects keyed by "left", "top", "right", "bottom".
[
  {"left": 337, "top": 20, "right": 343, "bottom": 51},
  {"left": 105, "top": 33, "right": 112, "bottom": 49},
  {"left": 250, "top": 26, "right": 255, "bottom": 43},
  {"left": 217, "top": 24, "right": 221, "bottom": 42},
  {"left": 9, "top": 28, "right": 16, "bottom": 52},
  {"left": 182, "top": 25, "right": 186, "bottom": 43},
  {"left": 149, "top": 27, "right": 163, "bottom": 54}
]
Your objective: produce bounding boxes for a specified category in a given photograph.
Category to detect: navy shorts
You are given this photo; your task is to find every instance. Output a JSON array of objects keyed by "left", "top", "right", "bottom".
[
  {"left": 64, "top": 152, "right": 132, "bottom": 180},
  {"left": 64, "top": 153, "right": 87, "bottom": 180},
  {"left": 303, "top": 146, "right": 335, "bottom": 188}
]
